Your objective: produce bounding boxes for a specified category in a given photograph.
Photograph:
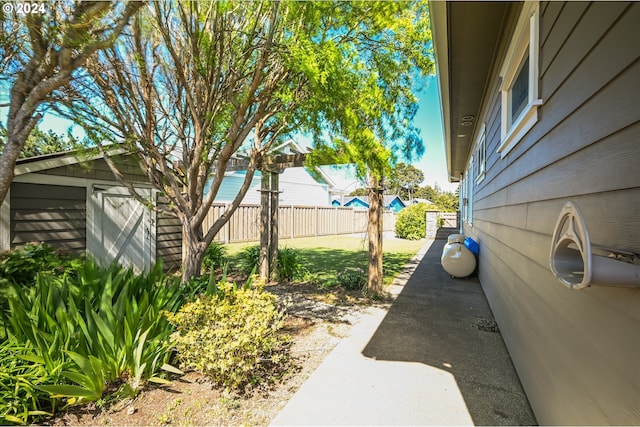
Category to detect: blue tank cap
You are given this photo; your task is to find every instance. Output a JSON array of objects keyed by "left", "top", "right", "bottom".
[{"left": 464, "top": 237, "right": 479, "bottom": 255}]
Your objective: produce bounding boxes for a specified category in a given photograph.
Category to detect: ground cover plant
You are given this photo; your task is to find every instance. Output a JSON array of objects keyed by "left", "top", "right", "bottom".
[{"left": 0, "top": 247, "right": 185, "bottom": 424}]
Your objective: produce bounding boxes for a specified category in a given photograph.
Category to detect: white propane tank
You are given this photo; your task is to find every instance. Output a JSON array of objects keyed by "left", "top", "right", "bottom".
[{"left": 441, "top": 234, "right": 477, "bottom": 278}]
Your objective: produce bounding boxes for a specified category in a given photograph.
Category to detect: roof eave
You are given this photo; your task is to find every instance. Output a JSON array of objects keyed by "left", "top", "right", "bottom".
[
  {"left": 429, "top": 1, "right": 512, "bottom": 182},
  {"left": 429, "top": 1, "right": 455, "bottom": 182}
]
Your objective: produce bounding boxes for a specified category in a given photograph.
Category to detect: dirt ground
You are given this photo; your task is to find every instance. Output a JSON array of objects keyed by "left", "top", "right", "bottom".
[{"left": 48, "top": 282, "right": 382, "bottom": 427}]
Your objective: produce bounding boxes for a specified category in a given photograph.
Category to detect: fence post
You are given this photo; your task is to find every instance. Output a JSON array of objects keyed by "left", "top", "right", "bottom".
[
  {"left": 426, "top": 210, "right": 440, "bottom": 239},
  {"left": 314, "top": 206, "right": 318, "bottom": 236},
  {"left": 259, "top": 173, "right": 270, "bottom": 279}
]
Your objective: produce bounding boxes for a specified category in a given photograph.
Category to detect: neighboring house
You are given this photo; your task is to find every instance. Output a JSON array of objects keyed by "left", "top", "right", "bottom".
[
  {"left": 410, "top": 198, "right": 435, "bottom": 207},
  {"left": 431, "top": 1, "right": 639, "bottom": 425},
  {"left": 0, "top": 149, "right": 182, "bottom": 272},
  {"left": 213, "top": 140, "right": 337, "bottom": 206},
  {"left": 338, "top": 195, "right": 406, "bottom": 213}
]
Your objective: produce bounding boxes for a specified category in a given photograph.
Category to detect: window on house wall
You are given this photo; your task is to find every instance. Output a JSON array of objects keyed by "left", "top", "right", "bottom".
[
  {"left": 460, "top": 159, "right": 474, "bottom": 226},
  {"left": 475, "top": 123, "right": 486, "bottom": 184},
  {"left": 466, "top": 159, "right": 473, "bottom": 225},
  {"left": 498, "top": 1, "right": 543, "bottom": 157}
]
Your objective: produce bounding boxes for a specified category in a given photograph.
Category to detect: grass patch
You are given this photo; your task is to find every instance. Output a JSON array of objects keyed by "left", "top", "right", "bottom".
[{"left": 225, "top": 235, "right": 425, "bottom": 286}]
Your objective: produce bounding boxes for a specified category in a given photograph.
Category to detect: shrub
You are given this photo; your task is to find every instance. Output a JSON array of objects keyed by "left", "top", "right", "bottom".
[
  {"left": 0, "top": 243, "right": 81, "bottom": 287},
  {"left": 202, "top": 242, "right": 228, "bottom": 272},
  {"left": 165, "top": 282, "right": 290, "bottom": 391},
  {"left": 395, "top": 203, "right": 429, "bottom": 240},
  {"left": 236, "top": 245, "right": 308, "bottom": 282},
  {"left": 335, "top": 267, "right": 367, "bottom": 291}
]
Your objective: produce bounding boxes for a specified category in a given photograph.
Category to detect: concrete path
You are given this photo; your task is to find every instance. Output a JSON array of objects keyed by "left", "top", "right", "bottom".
[{"left": 271, "top": 233, "right": 537, "bottom": 426}]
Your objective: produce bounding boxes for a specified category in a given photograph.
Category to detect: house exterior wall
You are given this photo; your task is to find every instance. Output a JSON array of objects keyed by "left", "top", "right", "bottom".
[
  {"left": 10, "top": 182, "right": 86, "bottom": 253},
  {"left": 241, "top": 168, "right": 331, "bottom": 206},
  {"left": 460, "top": 2, "right": 640, "bottom": 425}
]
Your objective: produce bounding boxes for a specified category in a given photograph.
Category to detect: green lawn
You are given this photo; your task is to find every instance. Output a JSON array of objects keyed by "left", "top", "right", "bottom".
[{"left": 225, "top": 234, "right": 426, "bottom": 286}]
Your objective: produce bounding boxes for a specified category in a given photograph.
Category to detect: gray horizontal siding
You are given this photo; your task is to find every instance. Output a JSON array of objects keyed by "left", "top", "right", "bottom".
[
  {"left": 156, "top": 196, "right": 182, "bottom": 271},
  {"left": 10, "top": 182, "right": 86, "bottom": 253},
  {"left": 465, "top": 2, "right": 640, "bottom": 425},
  {"left": 43, "top": 156, "right": 149, "bottom": 183}
]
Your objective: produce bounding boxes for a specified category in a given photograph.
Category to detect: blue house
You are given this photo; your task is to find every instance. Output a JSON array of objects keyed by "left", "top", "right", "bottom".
[{"left": 336, "top": 195, "right": 406, "bottom": 213}]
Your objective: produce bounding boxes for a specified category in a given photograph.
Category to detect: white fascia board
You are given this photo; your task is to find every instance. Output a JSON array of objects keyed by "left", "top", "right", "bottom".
[{"left": 14, "top": 147, "right": 127, "bottom": 176}]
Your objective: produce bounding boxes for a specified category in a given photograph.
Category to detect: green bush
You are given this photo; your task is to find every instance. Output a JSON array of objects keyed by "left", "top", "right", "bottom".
[
  {"left": 165, "top": 282, "right": 290, "bottom": 391},
  {"left": 0, "top": 243, "right": 81, "bottom": 287},
  {"left": 237, "top": 245, "right": 261, "bottom": 276},
  {"left": 335, "top": 267, "right": 367, "bottom": 291},
  {"left": 395, "top": 203, "right": 429, "bottom": 240},
  {"left": 236, "top": 245, "right": 308, "bottom": 282},
  {"left": 0, "top": 255, "right": 185, "bottom": 423},
  {"left": 202, "top": 242, "right": 228, "bottom": 272}
]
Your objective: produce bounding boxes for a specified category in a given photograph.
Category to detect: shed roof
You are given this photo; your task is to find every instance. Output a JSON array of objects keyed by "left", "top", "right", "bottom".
[{"left": 14, "top": 146, "right": 127, "bottom": 176}]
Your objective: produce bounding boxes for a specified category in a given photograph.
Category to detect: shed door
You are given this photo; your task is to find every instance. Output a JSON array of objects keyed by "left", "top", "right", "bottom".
[{"left": 88, "top": 186, "right": 155, "bottom": 273}]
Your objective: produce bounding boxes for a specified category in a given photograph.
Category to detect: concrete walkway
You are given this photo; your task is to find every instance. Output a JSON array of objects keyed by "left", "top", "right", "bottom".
[{"left": 271, "top": 232, "right": 537, "bottom": 426}]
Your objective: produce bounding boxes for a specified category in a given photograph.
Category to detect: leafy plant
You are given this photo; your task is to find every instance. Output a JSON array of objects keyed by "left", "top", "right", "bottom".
[
  {"left": 335, "top": 267, "right": 367, "bottom": 291},
  {"left": 236, "top": 245, "right": 261, "bottom": 277},
  {"left": 0, "top": 337, "right": 56, "bottom": 425},
  {"left": 0, "top": 243, "right": 81, "bottom": 287},
  {"left": 276, "top": 247, "right": 309, "bottom": 282},
  {"left": 395, "top": 203, "right": 430, "bottom": 240},
  {"left": 165, "top": 282, "right": 290, "bottom": 391},
  {"left": 202, "top": 242, "right": 228, "bottom": 273},
  {"left": 236, "top": 245, "right": 308, "bottom": 282}
]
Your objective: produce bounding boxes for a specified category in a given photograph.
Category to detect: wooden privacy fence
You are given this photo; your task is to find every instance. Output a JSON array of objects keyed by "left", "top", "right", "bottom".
[
  {"left": 439, "top": 212, "right": 459, "bottom": 228},
  {"left": 203, "top": 204, "right": 397, "bottom": 243}
]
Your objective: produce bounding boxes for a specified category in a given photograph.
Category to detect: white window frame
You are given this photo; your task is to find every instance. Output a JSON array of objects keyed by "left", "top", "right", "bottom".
[
  {"left": 498, "top": 1, "right": 543, "bottom": 157},
  {"left": 461, "top": 159, "right": 474, "bottom": 226},
  {"left": 475, "top": 123, "right": 486, "bottom": 184},
  {"left": 466, "top": 159, "right": 473, "bottom": 225}
]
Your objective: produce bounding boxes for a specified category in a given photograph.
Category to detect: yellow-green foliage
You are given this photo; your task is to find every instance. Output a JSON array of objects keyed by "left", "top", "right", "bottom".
[{"left": 165, "top": 283, "right": 290, "bottom": 391}]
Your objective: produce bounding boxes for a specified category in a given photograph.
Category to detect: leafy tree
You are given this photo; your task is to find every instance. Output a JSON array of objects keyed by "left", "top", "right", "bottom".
[
  {"left": 303, "top": 1, "right": 434, "bottom": 293},
  {"left": 414, "top": 184, "right": 438, "bottom": 202},
  {"left": 388, "top": 162, "right": 424, "bottom": 199},
  {"left": 0, "top": 125, "right": 79, "bottom": 158},
  {"left": 59, "top": 1, "right": 433, "bottom": 286},
  {"left": 433, "top": 191, "right": 459, "bottom": 212},
  {"left": 348, "top": 188, "right": 369, "bottom": 197},
  {"left": 0, "top": 1, "right": 144, "bottom": 204}
]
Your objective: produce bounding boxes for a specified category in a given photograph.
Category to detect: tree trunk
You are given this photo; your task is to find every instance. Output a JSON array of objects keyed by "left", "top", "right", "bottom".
[
  {"left": 182, "top": 223, "right": 206, "bottom": 283},
  {"left": 367, "top": 177, "right": 384, "bottom": 294}
]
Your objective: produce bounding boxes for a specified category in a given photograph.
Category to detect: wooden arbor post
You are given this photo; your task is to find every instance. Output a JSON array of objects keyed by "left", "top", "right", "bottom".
[
  {"left": 259, "top": 168, "right": 280, "bottom": 281},
  {"left": 367, "top": 175, "right": 384, "bottom": 294}
]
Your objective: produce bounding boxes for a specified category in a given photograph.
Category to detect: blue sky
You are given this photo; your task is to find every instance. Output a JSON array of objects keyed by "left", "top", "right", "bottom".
[
  {"left": 319, "top": 74, "right": 458, "bottom": 194},
  {"left": 1, "top": 74, "right": 457, "bottom": 194},
  {"left": 412, "top": 74, "right": 457, "bottom": 193}
]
